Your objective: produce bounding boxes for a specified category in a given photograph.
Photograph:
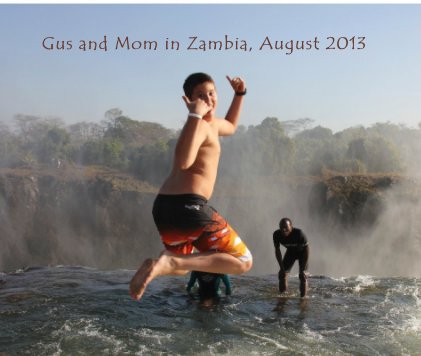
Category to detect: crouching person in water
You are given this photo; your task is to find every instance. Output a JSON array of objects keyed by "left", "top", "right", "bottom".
[
  {"left": 129, "top": 73, "right": 253, "bottom": 301},
  {"left": 273, "top": 218, "right": 309, "bottom": 298},
  {"left": 186, "top": 271, "right": 232, "bottom": 302}
]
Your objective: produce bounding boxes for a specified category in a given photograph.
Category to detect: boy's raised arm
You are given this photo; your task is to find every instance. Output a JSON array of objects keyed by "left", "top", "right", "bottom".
[
  {"left": 174, "top": 96, "right": 211, "bottom": 170},
  {"left": 218, "top": 75, "right": 246, "bottom": 136}
]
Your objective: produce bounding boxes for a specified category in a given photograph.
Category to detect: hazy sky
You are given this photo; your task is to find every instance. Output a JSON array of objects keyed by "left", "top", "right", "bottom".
[{"left": 0, "top": 4, "right": 420, "bottom": 132}]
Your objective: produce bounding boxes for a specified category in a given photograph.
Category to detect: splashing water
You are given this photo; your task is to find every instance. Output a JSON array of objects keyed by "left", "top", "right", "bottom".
[{"left": 1, "top": 266, "right": 420, "bottom": 355}]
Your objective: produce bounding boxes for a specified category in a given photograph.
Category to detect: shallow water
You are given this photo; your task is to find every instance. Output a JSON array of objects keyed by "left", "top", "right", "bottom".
[{"left": 1, "top": 266, "right": 420, "bottom": 355}]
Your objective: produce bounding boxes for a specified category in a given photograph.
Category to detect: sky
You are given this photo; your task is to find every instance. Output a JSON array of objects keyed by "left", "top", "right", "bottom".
[{"left": 0, "top": 4, "right": 420, "bottom": 133}]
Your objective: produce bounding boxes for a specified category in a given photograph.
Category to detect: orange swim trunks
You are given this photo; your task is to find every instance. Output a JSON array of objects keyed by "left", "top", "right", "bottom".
[{"left": 152, "top": 194, "right": 252, "bottom": 262}]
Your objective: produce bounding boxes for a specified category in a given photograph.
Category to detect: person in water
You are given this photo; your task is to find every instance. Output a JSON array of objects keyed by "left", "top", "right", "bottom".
[
  {"left": 273, "top": 217, "right": 309, "bottom": 298},
  {"left": 186, "top": 271, "right": 232, "bottom": 301},
  {"left": 129, "top": 73, "right": 253, "bottom": 301}
]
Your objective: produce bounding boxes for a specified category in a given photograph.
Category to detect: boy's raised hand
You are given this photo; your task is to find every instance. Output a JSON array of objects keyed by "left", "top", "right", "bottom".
[
  {"left": 226, "top": 75, "right": 246, "bottom": 93},
  {"left": 182, "top": 96, "right": 212, "bottom": 117}
]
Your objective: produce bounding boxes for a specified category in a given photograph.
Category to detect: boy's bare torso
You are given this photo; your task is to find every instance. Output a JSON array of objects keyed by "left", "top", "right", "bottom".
[{"left": 159, "top": 119, "right": 221, "bottom": 200}]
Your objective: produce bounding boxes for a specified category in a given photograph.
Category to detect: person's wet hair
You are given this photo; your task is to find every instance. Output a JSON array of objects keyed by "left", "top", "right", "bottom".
[
  {"left": 183, "top": 72, "right": 215, "bottom": 99},
  {"left": 279, "top": 217, "right": 292, "bottom": 228}
]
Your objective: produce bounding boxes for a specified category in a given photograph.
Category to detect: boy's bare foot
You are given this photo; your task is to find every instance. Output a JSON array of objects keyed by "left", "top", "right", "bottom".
[
  {"left": 129, "top": 252, "right": 177, "bottom": 301},
  {"left": 129, "top": 258, "right": 156, "bottom": 301}
]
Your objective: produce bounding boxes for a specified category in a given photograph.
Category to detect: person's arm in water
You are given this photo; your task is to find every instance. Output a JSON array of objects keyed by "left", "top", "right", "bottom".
[
  {"left": 222, "top": 274, "right": 232, "bottom": 296},
  {"left": 186, "top": 271, "right": 198, "bottom": 294},
  {"left": 217, "top": 76, "right": 246, "bottom": 136},
  {"left": 273, "top": 232, "right": 284, "bottom": 272}
]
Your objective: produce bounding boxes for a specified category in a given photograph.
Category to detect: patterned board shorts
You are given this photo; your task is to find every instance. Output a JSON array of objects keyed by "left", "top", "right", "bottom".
[{"left": 152, "top": 194, "right": 252, "bottom": 263}]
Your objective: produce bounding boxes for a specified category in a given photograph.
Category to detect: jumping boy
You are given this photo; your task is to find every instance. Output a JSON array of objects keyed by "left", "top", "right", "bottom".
[{"left": 129, "top": 73, "right": 253, "bottom": 301}]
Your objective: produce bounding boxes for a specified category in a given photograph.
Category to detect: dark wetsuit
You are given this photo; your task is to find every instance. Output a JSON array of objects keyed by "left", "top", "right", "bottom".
[
  {"left": 186, "top": 271, "right": 232, "bottom": 300},
  {"left": 273, "top": 228, "right": 309, "bottom": 296}
]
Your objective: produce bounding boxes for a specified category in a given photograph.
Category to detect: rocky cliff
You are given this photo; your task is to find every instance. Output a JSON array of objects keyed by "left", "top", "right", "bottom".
[
  {"left": 1, "top": 167, "right": 420, "bottom": 273},
  {"left": 0, "top": 167, "right": 161, "bottom": 272}
]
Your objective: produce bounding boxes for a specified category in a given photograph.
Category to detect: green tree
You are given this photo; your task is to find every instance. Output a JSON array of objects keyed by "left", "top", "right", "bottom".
[
  {"left": 280, "top": 118, "right": 314, "bottom": 136},
  {"left": 295, "top": 125, "right": 333, "bottom": 140},
  {"left": 220, "top": 117, "right": 295, "bottom": 176},
  {"left": 130, "top": 140, "right": 174, "bottom": 184},
  {"left": 346, "top": 138, "right": 367, "bottom": 162},
  {"left": 103, "top": 140, "right": 125, "bottom": 168},
  {"left": 80, "top": 140, "right": 103, "bottom": 165},
  {"left": 365, "top": 136, "right": 402, "bottom": 172},
  {"left": 36, "top": 127, "right": 70, "bottom": 164},
  {"left": 68, "top": 121, "right": 104, "bottom": 143},
  {"left": 0, "top": 122, "right": 21, "bottom": 167},
  {"left": 14, "top": 115, "right": 64, "bottom": 144},
  {"left": 103, "top": 112, "right": 174, "bottom": 148},
  {"left": 293, "top": 126, "right": 339, "bottom": 174}
]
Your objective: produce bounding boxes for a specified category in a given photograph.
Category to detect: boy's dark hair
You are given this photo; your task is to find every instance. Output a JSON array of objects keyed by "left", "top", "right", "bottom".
[{"left": 183, "top": 72, "right": 214, "bottom": 99}]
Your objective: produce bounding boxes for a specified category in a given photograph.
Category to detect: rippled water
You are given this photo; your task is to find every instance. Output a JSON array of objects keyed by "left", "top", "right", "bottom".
[{"left": 1, "top": 266, "right": 420, "bottom": 355}]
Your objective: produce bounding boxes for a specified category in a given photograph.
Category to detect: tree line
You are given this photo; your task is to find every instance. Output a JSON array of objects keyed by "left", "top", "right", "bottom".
[{"left": 1, "top": 108, "right": 420, "bottom": 184}]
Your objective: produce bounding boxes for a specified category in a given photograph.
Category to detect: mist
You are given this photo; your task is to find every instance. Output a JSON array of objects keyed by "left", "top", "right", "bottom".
[
  {"left": 213, "top": 119, "right": 421, "bottom": 277},
  {"left": 213, "top": 175, "right": 421, "bottom": 278},
  {"left": 1, "top": 113, "right": 420, "bottom": 278}
]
